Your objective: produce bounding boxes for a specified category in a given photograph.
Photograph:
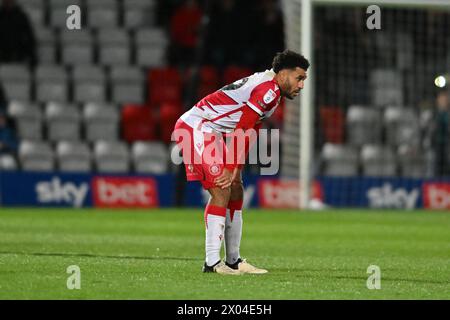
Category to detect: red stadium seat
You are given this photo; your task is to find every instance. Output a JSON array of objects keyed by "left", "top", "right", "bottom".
[
  {"left": 148, "top": 67, "right": 183, "bottom": 106},
  {"left": 160, "top": 102, "right": 183, "bottom": 143},
  {"left": 223, "top": 66, "right": 252, "bottom": 85},
  {"left": 198, "top": 66, "right": 220, "bottom": 98},
  {"left": 319, "top": 106, "right": 344, "bottom": 144},
  {"left": 121, "top": 104, "right": 157, "bottom": 143}
]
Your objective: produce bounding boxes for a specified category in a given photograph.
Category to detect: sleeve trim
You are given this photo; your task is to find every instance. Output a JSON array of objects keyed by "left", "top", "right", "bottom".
[{"left": 246, "top": 101, "right": 264, "bottom": 116}]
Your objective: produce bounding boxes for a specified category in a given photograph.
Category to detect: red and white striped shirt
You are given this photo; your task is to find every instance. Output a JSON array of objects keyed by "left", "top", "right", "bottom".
[{"left": 180, "top": 69, "right": 282, "bottom": 133}]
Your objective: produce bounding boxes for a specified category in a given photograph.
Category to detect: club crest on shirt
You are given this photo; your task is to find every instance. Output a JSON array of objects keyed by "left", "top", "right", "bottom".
[
  {"left": 263, "top": 89, "right": 277, "bottom": 104},
  {"left": 209, "top": 164, "right": 221, "bottom": 176}
]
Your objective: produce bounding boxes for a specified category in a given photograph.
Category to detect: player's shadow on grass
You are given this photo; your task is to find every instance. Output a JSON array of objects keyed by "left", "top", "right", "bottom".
[
  {"left": 273, "top": 268, "right": 449, "bottom": 285},
  {"left": 0, "top": 251, "right": 201, "bottom": 261}
]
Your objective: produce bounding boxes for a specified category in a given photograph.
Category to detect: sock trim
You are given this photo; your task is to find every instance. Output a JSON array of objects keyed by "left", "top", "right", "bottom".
[
  {"left": 204, "top": 204, "right": 226, "bottom": 228},
  {"left": 227, "top": 200, "right": 243, "bottom": 222}
]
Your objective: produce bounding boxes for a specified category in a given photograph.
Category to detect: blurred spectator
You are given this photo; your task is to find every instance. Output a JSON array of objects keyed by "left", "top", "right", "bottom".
[
  {"left": 168, "top": 0, "right": 203, "bottom": 67},
  {"left": 252, "top": 0, "right": 285, "bottom": 69},
  {"left": 431, "top": 90, "right": 450, "bottom": 176},
  {"left": 0, "top": 0, "right": 36, "bottom": 66},
  {"left": 206, "top": 0, "right": 245, "bottom": 67},
  {"left": 0, "top": 110, "right": 18, "bottom": 155}
]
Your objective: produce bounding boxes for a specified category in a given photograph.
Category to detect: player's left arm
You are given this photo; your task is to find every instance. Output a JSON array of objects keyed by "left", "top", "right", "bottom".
[{"left": 215, "top": 83, "right": 279, "bottom": 188}]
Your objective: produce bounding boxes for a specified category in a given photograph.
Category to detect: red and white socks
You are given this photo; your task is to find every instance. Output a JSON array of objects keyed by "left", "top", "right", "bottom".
[
  {"left": 225, "top": 200, "right": 243, "bottom": 265},
  {"left": 204, "top": 201, "right": 244, "bottom": 267},
  {"left": 204, "top": 204, "right": 226, "bottom": 266}
]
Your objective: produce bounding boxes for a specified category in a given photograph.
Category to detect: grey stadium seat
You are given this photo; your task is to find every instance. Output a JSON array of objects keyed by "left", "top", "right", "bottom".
[
  {"left": 45, "top": 102, "right": 81, "bottom": 141},
  {"left": 86, "top": 0, "right": 118, "bottom": 29},
  {"left": 36, "top": 28, "right": 57, "bottom": 64},
  {"left": 361, "top": 144, "right": 397, "bottom": 177},
  {"left": 35, "top": 65, "right": 68, "bottom": 103},
  {"left": 110, "top": 66, "right": 145, "bottom": 104},
  {"left": 124, "top": 0, "right": 156, "bottom": 29},
  {"left": 83, "top": 103, "right": 119, "bottom": 142},
  {"left": 97, "top": 29, "right": 131, "bottom": 66},
  {"left": 321, "top": 143, "right": 359, "bottom": 176},
  {"left": 370, "top": 69, "right": 403, "bottom": 106},
  {"left": 0, "top": 64, "right": 31, "bottom": 101},
  {"left": 19, "top": 140, "right": 54, "bottom": 172},
  {"left": 61, "top": 30, "right": 94, "bottom": 66},
  {"left": 57, "top": 141, "right": 91, "bottom": 172},
  {"left": 346, "top": 105, "right": 382, "bottom": 147},
  {"left": 135, "top": 28, "right": 168, "bottom": 67},
  {"left": 94, "top": 140, "right": 130, "bottom": 173},
  {"left": 8, "top": 101, "right": 43, "bottom": 140},
  {"left": 384, "top": 106, "right": 420, "bottom": 148},
  {"left": 0, "top": 154, "right": 18, "bottom": 171},
  {"left": 132, "top": 141, "right": 169, "bottom": 174},
  {"left": 72, "top": 65, "right": 106, "bottom": 103},
  {"left": 397, "top": 144, "right": 427, "bottom": 178}
]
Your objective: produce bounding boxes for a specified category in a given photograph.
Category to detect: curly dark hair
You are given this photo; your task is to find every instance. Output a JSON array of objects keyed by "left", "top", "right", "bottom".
[{"left": 272, "top": 50, "right": 310, "bottom": 73}]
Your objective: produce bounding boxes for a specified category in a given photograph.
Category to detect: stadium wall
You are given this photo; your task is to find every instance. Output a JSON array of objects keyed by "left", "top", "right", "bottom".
[{"left": 1, "top": 172, "right": 450, "bottom": 210}]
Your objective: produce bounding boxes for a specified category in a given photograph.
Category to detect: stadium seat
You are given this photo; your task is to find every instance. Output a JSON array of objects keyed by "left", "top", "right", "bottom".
[
  {"left": 148, "top": 67, "right": 182, "bottom": 106},
  {"left": 45, "top": 102, "right": 81, "bottom": 142},
  {"left": 36, "top": 29, "right": 57, "bottom": 64},
  {"left": 97, "top": 29, "right": 131, "bottom": 66},
  {"left": 321, "top": 143, "right": 359, "bottom": 176},
  {"left": 35, "top": 65, "right": 69, "bottom": 103},
  {"left": 135, "top": 28, "right": 168, "bottom": 67},
  {"left": 197, "top": 66, "right": 220, "bottom": 98},
  {"left": 86, "top": 0, "right": 118, "bottom": 29},
  {"left": 60, "top": 30, "right": 94, "bottom": 66},
  {"left": 83, "top": 103, "right": 119, "bottom": 142},
  {"left": 123, "top": 0, "right": 156, "bottom": 29},
  {"left": 7, "top": 101, "right": 43, "bottom": 140},
  {"left": 121, "top": 104, "right": 156, "bottom": 143},
  {"left": 72, "top": 65, "right": 106, "bottom": 103},
  {"left": 110, "top": 66, "right": 145, "bottom": 104},
  {"left": 361, "top": 144, "right": 397, "bottom": 177},
  {"left": 222, "top": 66, "right": 252, "bottom": 85},
  {"left": 384, "top": 106, "right": 420, "bottom": 147},
  {"left": 370, "top": 69, "right": 403, "bottom": 106},
  {"left": 94, "top": 140, "right": 130, "bottom": 173},
  {"left": 56, "top": 141, "right": 92, "bottom": 172},
  {"left": 0, "top": 154, "right": 18, "bottom": 171},
  {"left": 346, "top": 105, "right": 382, "bottom": 146},
  {"left": 397, "top": 144, "right": 427, "bottom": 178},
  {"left": 0, "top": 64, "right": 32, "bottom": 101},
  {"left": 132, "top": 141, "right": 169, "bottom": 174},
  {"left": 160, "top": 102, "right": 183, "bottom": 143},
  {"left": 319, "top": 106, "right": 344, "bottom": 144},
  {"left": 19, "top": 140, "right": 54, "bottom": 172}
]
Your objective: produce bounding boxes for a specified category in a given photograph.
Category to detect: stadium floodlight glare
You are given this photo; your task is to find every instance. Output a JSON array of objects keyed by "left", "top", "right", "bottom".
[{"left": 434, "top": 76, "right": 447, "bottom": 88}]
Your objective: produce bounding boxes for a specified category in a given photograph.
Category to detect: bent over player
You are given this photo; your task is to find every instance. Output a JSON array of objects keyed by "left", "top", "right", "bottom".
[{"left": 173, "top": 50, "right": 309, "bottom": 275}]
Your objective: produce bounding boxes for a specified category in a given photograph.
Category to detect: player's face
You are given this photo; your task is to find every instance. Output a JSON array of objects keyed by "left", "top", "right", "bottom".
[{"left": 280, "top": 67, "right": 307, "bottom": 100}]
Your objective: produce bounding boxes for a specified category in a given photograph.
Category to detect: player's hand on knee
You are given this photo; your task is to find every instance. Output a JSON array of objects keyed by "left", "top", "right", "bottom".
[{"left": 215, "top": 168, "right": 239, "bottom": 189}]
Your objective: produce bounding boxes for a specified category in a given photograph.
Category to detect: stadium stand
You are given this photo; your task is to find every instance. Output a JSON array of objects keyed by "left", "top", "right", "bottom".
[{"left": 1, "top": 0, "right": 447, "bottom": 180}]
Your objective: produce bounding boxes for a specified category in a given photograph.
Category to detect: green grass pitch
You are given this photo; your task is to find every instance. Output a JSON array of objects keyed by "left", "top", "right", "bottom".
[{"left": 0, "top": 208, "right": 449, "bottom": 299}]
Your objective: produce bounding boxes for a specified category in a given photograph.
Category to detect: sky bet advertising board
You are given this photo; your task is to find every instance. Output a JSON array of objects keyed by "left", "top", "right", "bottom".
[{"left": 1, "top": 171, "right": 450, "bottom": 209}]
